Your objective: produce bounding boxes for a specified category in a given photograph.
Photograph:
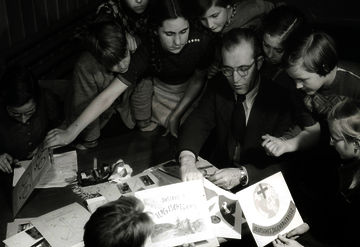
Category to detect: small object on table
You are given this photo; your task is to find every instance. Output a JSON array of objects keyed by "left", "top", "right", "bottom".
[{"left": 108, "top": 159, "right": 133, "bottom": 183}]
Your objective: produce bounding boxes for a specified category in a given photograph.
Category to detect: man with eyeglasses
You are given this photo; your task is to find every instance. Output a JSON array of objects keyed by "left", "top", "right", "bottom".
[{"left": 177, "top": 28, "right": 297, "bottom": 190}]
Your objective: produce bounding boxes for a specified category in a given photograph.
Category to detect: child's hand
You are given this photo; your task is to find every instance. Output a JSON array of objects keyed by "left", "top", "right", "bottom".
[
  {"left": 0, "top": 153, "right": 13, "bottom": 173},
  {"left": 261, "top": 134, "right": 291, "bottom": 157},
  {"left": 273, "top": 234, "right": 304, "bottom": 247},
  {"left": 286, "top": 223, "right": 310, "bottom": 239}
]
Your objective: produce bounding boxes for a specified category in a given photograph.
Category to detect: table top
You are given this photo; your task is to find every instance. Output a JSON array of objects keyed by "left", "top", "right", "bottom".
[{"left": 0, "top": 128, "right": 176, "bottom": 245}]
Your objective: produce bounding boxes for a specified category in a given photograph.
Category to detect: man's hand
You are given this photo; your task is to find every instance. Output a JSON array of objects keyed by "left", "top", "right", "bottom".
[
  {"left": 207, "top": 168, "right": 242, "bottom": 190},
  {"left": 0, "top": 153, "right": 13, "bottom": 173},
  {"left": 261, "top": 134, "right": 291, "bottom": 157},
  {"left": 179, "top": 154, "right": 203, "bottom": 181},
  {"left": 44, "top": 128, "right": 76, "bottom": 149},
  {"left": 273, "top": 234, "right": 304, "bottom": 247}
]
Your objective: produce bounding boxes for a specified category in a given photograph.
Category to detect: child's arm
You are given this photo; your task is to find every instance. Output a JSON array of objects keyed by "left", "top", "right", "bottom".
[
  {"left": 262, "top": 122, "right": 320, "bottom": 157},
  {"left": 166, "top": 69, "right": 207, "bottom": 137},
  {"left": 44, "top": 77, "right": 129, "bottom": 148}
]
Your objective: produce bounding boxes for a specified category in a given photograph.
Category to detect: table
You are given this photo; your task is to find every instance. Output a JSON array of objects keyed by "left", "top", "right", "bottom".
[{"left": 0, "top": 128, "right": 176, "bottom": 246}]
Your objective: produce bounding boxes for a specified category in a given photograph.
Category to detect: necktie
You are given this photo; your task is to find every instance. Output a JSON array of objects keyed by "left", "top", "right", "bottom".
[{"left": 231, "top": 94, "right": 246, "bottom": 144}]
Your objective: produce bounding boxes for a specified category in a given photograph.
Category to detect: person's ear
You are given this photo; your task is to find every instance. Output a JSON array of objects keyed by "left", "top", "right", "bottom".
[{"left": 256, "top": 55, "right": 264, "bottom": 70}]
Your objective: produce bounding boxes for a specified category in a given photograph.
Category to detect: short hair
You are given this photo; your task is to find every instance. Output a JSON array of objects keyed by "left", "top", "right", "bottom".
[
  {"left": 262, "top": 5, "right": 308, "bottom": 49},
  {"left": 0, "top": 65, "right": 39, "bottom": 107},
  {"left": 187, "top": 0, "right": 231, "bottom": 18},
  {"left": 84, "top": 21, "right": 127, "bottom": 69},
  {"left": 83, "top": 196, "right": 153, "bottom": 247},
  {"left": 222, "top": 28, "right": 262, "bottom": 59},
  {"left": 284, "top": 31, "right": 338, "bottom": 76},
  {"left": 328, "top": 99, "right": 360, "bottom": 145}
]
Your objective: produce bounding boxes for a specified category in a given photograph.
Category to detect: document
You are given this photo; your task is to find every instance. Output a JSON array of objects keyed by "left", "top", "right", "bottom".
[
  {"left": 36, "top": 150, "right": 78, "bottom": 188},
  {"left": 203, "top": 179, "right": 243, "bottom": 239},
  {"left": 12, "top": 145, "right": 53, "bottom": 216},
  {"left": 31, "top": 202, "right": 91, "bottom": 247},
  {"left": 236, "top": 172, "right": 304, "bottom": 247},
  {"left": 135, "top": 180, "right": 215, "bottom": 247}
]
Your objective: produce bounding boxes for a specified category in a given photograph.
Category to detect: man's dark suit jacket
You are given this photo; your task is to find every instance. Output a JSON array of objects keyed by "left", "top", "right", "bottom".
[{"left": 178, "top": 73, "right": 296, "bottom": 184}]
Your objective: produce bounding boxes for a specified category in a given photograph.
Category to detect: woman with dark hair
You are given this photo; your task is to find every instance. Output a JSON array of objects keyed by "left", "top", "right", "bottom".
[
  {"left": 129, "top": 0, "right": 214, "bottom": 136},
  {"left": 0, "top": 66, "right": 48, "bottom": 173},
  {"left": 44, "top": 0, "right": 214, "bottom": 148},
  {"left": 96, "top": 0, "right": 150, "bottom": 52}
]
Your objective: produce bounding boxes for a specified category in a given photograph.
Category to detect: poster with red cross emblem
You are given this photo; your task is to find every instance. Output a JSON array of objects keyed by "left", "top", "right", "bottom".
[{"left": 236, "top": 172, "right": 304, "bottom": 247}]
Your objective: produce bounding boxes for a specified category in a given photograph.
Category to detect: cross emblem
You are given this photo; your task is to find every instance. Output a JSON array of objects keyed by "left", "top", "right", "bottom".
[{"left": 257, "top": 184, "right": 268, "bottom": 199}]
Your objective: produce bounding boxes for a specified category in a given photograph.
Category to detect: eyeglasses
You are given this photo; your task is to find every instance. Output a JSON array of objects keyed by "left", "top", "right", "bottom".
[{"left": 221, "top": 60, "right": 256, "bottom": 77}]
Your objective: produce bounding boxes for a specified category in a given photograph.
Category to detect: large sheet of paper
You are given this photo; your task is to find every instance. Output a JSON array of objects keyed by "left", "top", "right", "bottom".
[
  {"left": 13, "top": 151, "right": 78, "bottom": 188},
  {"left": 236, "top": 172, "right": 304, "bottom": 247},
  {"left": 203, "top": 179, "right": 242, "bottom": 239},
  {"left": 36, "top": 150, "right": 78, "bottom": 188},
  {"left": 12, "top": 146, "right": 53, "bottom": 216},
  {"left": 31, "top": 202, "right": 91, "bottom": 247},
  {"left": 135, "top": 180, "right": 215, "bottom": 247}
]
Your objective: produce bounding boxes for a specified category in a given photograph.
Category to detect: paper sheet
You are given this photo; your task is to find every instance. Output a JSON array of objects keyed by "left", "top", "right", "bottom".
[
  {"left": 3, "top": 226, "right": 49, "bottom": 247},
  {"left": 135, "top": 180, "right": 215, "bottom": 247},
  {"left": 203, "top": 180, "right": 243, "bottom": 239},
  {"left": 31, "top": 202, "right": 91, "bottom": 247},
  {"left": 36, "top": 151, "right": 78, "bottom": 188},
  {"left": 6, "top": 218, "right": 35, "bottom": 239},
  {"left": 13, "top": 151, "right": 77, "bottom": 188},
  {"left": 236, "top": 172, "right": 304, "bottom": 247}
]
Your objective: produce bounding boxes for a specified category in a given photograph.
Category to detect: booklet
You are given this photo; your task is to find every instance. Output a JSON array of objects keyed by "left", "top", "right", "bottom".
[
  {"left": 236, "top": 172, "right": 304, "bottom": 247},
  {"left": 135, "top": 180, "right": 215, "bottom": 247},
  {"left": 30, "top": 202, "right": 91, "bottom": 247}
]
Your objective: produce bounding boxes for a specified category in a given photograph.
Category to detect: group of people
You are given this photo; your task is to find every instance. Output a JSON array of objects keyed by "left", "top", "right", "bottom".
[{"left": 1, "top": 0, "right": 360, "bottom": 246}]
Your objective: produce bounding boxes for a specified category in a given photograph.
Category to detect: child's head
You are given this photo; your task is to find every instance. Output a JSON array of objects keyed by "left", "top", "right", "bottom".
[
  {"left": 84, "top": 196, "right": 153, "bottom": 247},
  {"left": 123, "top": 0, "right": 150, "bottom": 14},
  {"left": 284, "top": 31, "right": 338, "bottom": 95},
  {"left": 1, "top": 65, "right": 39, "bottom": 124},
  {"left": 148, "top": 0, "right": 191, "bottom": 54},
  {"left": 85, "top": 21, "right": 130, "bottom": 73},
  {"left": 262, "top": 5, "right": 307, "bottom": 65},
  {"left": 189, "top": 0, "right": 232, "bottom": 33},
  {"left": 328, "top": 99, "right": 360, "bottom": 160}
]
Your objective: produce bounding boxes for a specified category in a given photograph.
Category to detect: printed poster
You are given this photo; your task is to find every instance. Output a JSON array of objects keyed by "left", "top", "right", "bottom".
[
  {"left": 203, "top": 179, "right": 243, "bottom": 239},
  {"left": 135, "top": 180, "right": 215, "bottom": 247},
  {"left": 12, "top": 145, "right": 53, "bottom": 216},
  {"left": 236, "top": 172, "right": 304, "bottom": 247}
]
